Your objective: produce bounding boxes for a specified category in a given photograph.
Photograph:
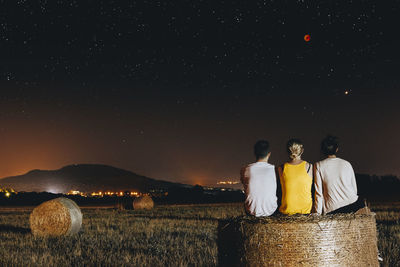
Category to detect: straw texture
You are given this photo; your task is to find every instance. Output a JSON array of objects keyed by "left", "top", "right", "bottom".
[
  {"left": 133, "top": 195, "right": 154, "bottom": 210},
  {"left": 218, "top": 213, "right": 379, "bottom": 267},
  {"left": 29, "top": 197, "right": 82, "bottom": 237}
]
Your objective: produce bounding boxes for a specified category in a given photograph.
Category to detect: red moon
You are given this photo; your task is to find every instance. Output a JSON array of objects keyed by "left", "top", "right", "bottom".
[{"left": 304, "top": 34, "right": 311, "bottom": 42}]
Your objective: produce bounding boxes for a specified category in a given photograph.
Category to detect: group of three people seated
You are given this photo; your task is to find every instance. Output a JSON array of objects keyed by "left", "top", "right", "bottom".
[{"left": 241, "top": 135, "right": 365, "bottom": 217}]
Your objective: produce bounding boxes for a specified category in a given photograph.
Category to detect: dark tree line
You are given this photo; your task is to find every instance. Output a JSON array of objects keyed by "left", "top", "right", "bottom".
[
  {"left": 2, "top": 174, "right": 398, "bottom": 207},
  {"left": 0, "top": 186, "right": 245, "bottom": 206},
  {"left": 356, "top": 174, "right": 400, "bottom": 201}
]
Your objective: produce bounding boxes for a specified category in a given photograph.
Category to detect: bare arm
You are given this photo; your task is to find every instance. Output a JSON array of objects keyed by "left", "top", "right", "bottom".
[
  {"left": 313, "top": 163, "right": 324, "bottom": 214},
  {"left": 240, "top": 166, "right": 245, "bottom": 184}
]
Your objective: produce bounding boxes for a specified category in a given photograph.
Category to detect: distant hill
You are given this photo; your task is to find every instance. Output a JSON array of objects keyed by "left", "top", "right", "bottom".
[{"left": 0, "top": 164, "right": 185, "bottom": 193}]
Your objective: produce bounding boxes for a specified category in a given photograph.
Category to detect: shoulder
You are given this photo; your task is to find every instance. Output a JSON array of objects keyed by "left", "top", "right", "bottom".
[
  {"left": 336, "top": 158, "right": 353, "bottom": 168},
  {"left": 340, "top": 159, "right": 355, "bottom": 174},
  {"left": 314, "top": 159, "right": 323, "bottom": 166},
  {"left": 253, "top": 162, "right": 275, "bottom": 169},
  {"left": 241, "top": 162, "right": 257, "bottom": 173},
  {"left": 265, "top": 163, "right": 275, "bottom": 169},
  {"left": 240, "top": 164, "right": 249, "bottom": 175},
  {"left": 338, "top": 157, "right": 351, "bottom": 164},
  {"left": 244, "top": 162, "right": 256, "bottom": 168},
  {"left": 315, "top": 158, "right": 331, "bottom": 168}
]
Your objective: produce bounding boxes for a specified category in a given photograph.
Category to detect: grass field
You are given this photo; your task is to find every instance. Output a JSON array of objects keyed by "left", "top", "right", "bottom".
[{"left": 0, "top": 203, "right": 398, "bottom": 266}]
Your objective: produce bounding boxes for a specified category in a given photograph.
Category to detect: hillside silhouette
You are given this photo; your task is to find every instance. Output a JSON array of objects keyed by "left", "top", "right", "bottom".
[{"left": 0, "top": 164, "right": 182, "bottom": 193}]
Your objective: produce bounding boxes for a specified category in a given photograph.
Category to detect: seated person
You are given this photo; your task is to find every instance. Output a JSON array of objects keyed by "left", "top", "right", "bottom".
[
  {"left": 314, "top": 135, "right": 364, "bottom": 214},
  {"left": 278, "top": 138, "right": 313, "bottom": 215},
  {"left": 241, "top": 140, "right": 277, "bottom": 217}
]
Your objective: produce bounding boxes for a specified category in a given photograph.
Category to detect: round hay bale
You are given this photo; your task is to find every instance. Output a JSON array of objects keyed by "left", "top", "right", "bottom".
[
  {"left": 29, "top": 197, "right": 82, "bottom": 237},
  {"left": 218, "top": 213, "right": 379, "bottom": 267},
  {"left": 133, "top": 195, "right": 154, "bottom": 210}
]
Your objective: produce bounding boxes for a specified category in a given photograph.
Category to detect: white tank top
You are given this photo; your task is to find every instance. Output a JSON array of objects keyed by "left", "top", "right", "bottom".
[{"left": 241, "top": 162, "right": 278, "bottom": 216}]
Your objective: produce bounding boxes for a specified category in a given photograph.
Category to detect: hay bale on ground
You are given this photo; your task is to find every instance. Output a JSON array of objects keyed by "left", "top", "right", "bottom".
[
  {"left": 133, "top": 195, "right": 154, "bottom": 210},
  {"left": 218, "top": 213, "right": 379, "bottom": 267},
  {"left": 30, "top": 197, "right": 82, "bottom": 237}
]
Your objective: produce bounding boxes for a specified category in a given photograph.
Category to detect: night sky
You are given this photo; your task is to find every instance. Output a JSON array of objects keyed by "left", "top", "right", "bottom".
[{"left": 1, "top": 1, "right": 399, "bottom": 186}]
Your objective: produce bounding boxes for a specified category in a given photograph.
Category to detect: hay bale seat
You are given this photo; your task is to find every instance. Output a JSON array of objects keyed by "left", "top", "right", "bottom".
[
  {"left": 218, "top": 213, "right": 378, "bottom": 267},
  {"left": 30, "top": 197, "right": 82, "bottom": 237},
  {"left": 133, "top": 195, "right": 154, "bottom": 210}
]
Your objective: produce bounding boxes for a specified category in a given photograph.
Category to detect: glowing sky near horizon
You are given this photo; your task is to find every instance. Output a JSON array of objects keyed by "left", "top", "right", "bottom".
[{"left": 0, "top": 1, "right": 399, "bottom": 185}]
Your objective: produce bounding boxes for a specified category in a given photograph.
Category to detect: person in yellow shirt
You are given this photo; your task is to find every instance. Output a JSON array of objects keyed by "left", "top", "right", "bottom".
[{"left": 278, "top": 138, "right": 313, "bottom": 215}]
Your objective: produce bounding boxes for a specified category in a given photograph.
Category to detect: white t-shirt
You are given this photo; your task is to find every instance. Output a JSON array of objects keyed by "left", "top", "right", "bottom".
[
  {"left": 314, "top": 157, "right": 358, "bottom": 214},
  {"left": 241, "top": 162, "right": 278, "bottom": 217}
]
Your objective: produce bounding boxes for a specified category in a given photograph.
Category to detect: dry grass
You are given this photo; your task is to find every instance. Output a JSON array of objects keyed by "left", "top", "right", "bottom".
[
  {"left": 0, "top": 207, "right": 222, "bottom": 266},
  {"left": 369, "top": 202, "right": 400, "bottom": 223},
  {"left": 0, "top": 202, "right": 398, "bottom": 266}
]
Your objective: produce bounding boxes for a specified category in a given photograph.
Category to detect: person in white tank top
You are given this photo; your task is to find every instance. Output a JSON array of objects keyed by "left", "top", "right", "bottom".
[
  {"left": 314, "top": 135, "right": 364, "bottom": 214},
  {"left": 241, "top": 140, "right": 278, "bottom": 217}
]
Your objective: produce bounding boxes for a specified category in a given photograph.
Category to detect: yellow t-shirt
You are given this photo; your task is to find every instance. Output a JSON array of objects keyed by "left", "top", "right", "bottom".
[{"left": 279, "top": 161, "right": 312, "bottom": 215}]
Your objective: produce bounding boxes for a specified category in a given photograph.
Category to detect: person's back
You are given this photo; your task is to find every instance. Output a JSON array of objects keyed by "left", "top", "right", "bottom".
[
  {"left": 314, "top": 135, "right": 361, "bottom": 214},
  {"left": 279, "top": 161, "right": 312, "bottom": 215},
  {"left": 241, "top": 140, "right": 277, "bottom": 217},
  {"left": 242, "top": 162, "right": 277, "bottom": 216},
  {"left": 314, "top": 157, "right": 358, "bottom": 214}
]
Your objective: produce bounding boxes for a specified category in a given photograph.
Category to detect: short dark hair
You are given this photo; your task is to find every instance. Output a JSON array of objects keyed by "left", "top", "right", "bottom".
[
  {"left": 321, "top": 135, "right": 339, "bottom": 156},
  {"left": 254, "top": 140, "right": 270, "bottom": 160}
]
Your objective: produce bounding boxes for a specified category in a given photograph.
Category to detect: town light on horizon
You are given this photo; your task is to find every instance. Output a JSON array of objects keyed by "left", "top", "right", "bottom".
[{"left": 217, "top": 180, "right": 240, "bottom": 185}]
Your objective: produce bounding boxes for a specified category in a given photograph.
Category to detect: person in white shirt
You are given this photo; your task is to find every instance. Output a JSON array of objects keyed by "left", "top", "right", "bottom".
[
  {"left": 314, "top": 135, "right": 365, "bottom": 214},
  {"left": 241, "top": 140, "right": 278, "bottom": 217}
]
